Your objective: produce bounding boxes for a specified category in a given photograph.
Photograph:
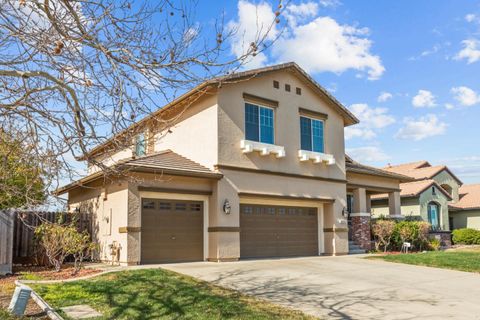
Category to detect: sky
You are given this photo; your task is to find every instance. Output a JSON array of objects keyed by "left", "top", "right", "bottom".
[{"left": 195, "top": 0, "right": 480, "bottom": 183}]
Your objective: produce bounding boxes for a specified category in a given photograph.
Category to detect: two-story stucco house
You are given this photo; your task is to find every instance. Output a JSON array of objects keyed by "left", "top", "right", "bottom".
[
  {"left": 56, "top": 63, "right": 408, "bottom": 265},
  {"left": 371, "top": 161, "right": 464, "bottom": 231}
]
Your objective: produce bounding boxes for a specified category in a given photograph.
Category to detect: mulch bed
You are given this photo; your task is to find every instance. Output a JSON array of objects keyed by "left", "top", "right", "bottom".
[{"left": 0, "top": 266, "right": 101, "bottom": 319}]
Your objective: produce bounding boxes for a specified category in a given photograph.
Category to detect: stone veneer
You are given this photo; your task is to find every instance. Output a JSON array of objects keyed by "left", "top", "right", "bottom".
[
  {"left": 429, "top": 231, "right": 452, "bottom": 247},
  {"left": 351, "top": 215, "right": 371, "bottom": 250}
]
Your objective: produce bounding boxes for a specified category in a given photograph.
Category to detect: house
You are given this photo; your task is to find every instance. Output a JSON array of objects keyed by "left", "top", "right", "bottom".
[
  {"left": 56, "top": 62, "right": 407, "bottom": 265},
  {"left": 371, "top": 161, "right": 464, "bottom": 232},
  {"left": 449, "top": 184, "right": 480, "bottom": 230}
]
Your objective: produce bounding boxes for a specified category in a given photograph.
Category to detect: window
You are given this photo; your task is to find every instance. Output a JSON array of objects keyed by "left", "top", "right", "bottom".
[
  {"left": 428, "top": 202, "right": 440, "bottom": 229},
  {"left": 285, "top": 83, "right": 291, "bottom": 92},
  {"left": 135, "top": 133, "right": 146, "bottom": 156},
  {"left": 273, "top": 80, "right": 279, "bottom": 89},
  {"left": 245, "top": 103, "right": 274, "bottom": 144},
  {"left": 432, "top": 187, "right": 436, "bottom": 195},
  {"left": 296, "top": 87, "right": 302, "bottom": 95},
  {"left": 347, "top": 195, "right": 354, "bottom": 214},
  {"left": 300, "top": 116, "right": 324, "bottom": 153}
]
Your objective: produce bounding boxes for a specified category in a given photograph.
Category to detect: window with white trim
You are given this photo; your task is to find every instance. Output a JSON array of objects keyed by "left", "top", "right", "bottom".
[
  {"left": 300, "top": 116, "right": 324, "bottom": 153},
  {"left": 245, "top": 103, "right": 274, "bottom": 144}
]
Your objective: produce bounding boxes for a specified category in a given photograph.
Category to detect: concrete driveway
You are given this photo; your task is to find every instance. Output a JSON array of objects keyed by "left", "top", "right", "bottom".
[{"left": 161, "top": 255, "right": 480, "bottom": 320}]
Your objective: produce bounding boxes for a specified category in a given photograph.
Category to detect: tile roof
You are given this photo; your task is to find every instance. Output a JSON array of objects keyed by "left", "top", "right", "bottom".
[
  {"left": 55, "top": 150, "right": 221, "bottom": 195},
  {"left": 384, "top": 160, "right": 431, "bottom": 172},
  {"left": 371, "top": 179, "right": 452, "bottom": 200},
  {"left": 120, "top": 150, "right": 218, "bottom": 177},
  {"left": 345, "top": 155, "right": 412, "bottom": 181},
  {"left": 450, "top": 184, "right": 480, "bottom": 211},
  {"left": 383, "top": 162, "right": 463, "bottom": 185}
]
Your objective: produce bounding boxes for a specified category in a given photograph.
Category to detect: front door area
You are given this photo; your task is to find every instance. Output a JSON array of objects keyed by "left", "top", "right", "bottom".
[
  {"left": 240, "top": 204, "right": 318, "bottom": 259},
  {"left": 141, "top": 198, "right": 204, "bottom": 264}
]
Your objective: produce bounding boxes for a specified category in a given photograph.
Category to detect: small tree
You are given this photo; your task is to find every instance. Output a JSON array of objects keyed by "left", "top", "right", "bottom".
[
  {"left": 35, "top": 223, "right": 71, "bottom": 271},
  {"left": 372, "top": 220, "right": 395, "bottom": 252},
  {"left": 65, "top": 229, "right": 97, "bottom": 275}
]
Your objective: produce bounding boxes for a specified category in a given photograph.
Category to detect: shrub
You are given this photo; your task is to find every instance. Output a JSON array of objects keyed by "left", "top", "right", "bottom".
[
  {"left": 429, "top": 238, "right": 441, "bottom": 251},
  {"left": 452, "top": 228, "right": 480, "bottom": 245},
  {"left": 389, "top": 221, "right": 431, "bottom": 251},
  {"left": 35, "top": 222, "right": 96, "bottom": 273},
  {"left": 372, "top": 220, "right": 395, "bottom": 252}
]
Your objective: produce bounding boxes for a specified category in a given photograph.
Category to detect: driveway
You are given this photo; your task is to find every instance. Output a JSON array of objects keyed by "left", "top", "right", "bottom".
[{"left": 161, "top": 255, "right": 480, "bottom": 319}]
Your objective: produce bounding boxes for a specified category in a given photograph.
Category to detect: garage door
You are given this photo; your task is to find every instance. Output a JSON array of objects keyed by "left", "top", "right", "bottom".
[
  {"left": 240, "top": 204, "right": 318, "bottom": 259},
  {"left": 141, "top": 198, "right": 203, "bottom": 264}
]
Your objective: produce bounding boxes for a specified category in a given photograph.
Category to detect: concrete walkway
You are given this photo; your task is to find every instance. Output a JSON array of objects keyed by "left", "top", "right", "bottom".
[{"left": 161, "top": 255, "right": 480, "bottom": 320}]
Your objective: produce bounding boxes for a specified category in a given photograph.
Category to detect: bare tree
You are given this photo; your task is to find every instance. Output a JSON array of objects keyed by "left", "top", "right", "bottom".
[{"left": 0, "top": 0, "right": 283, "bottom": 208}]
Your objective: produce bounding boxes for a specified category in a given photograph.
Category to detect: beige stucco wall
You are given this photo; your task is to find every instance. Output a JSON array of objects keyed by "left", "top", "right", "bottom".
[
  {"left": 371, "top": 197, "right": 420, "bottom": 218},
  {"left": 68, "top": 180, "right": 129, "bottom": 264},
  {"left": 217, "top": 70, "right": 346, "bottom": 180},
  {"left": 451, "top": 210, "right": 480, "bottom": 230},
  {"left": 154, "top": 94, "right": 218, "bottom": 169},
  {"left": 346, "top": 172, "right": 401, "bottom": 191},
  {"left": 432, "top": 170, "right": 460, "bottom": 203}
]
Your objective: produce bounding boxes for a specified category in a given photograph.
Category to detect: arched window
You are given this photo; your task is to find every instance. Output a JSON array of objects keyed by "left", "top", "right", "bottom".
[{"left": 427, "top": 202, "right": 440, "bottom": 230}]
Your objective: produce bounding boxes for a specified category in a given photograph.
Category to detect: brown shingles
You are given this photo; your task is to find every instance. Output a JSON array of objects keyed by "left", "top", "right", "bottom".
[{"left": 450, "top": 184, "right": 480, "bottom": 210}]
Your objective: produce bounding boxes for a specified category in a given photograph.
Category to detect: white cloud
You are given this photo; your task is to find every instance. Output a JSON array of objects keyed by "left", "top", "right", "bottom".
[
  {"left": 451, "top": 86, "right": 480, "bottom": 106},
  {"left": 454, "top": 39, "right": 480, "bottom": 64},
  {"left": 412, "top": 90, "right": 436, "bottom": 108},
  {"left": 445, "top": 103, "right": 455, "bottom": 110},
  {"left": 227, "top": 0, "right": 279, "bottom": 69},
  {"left": 346, "top": 146, "right": 390, "bottom": 163},
  {"left": 465, "top": 14, "right": 479, "bottom": 23},
  {"left": 272, "top": 17, "right": 384, "bottom": 80},
  {"left": 395, "top": 114, "right": 447, "bottom": 141},
  {"left": 228, "top": 1, "right": 384, "bottom": 80},
  {"left": 377, "top": 91, "right": 393, "bottom": 102},
  {"left": 345, "top": 103, "right": 395, "bottom": 140}
]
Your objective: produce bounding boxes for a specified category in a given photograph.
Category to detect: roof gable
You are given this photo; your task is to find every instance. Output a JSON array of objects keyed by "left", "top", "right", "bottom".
[{"left": 450, "top": 184, "right": 480, "bottom": 211}]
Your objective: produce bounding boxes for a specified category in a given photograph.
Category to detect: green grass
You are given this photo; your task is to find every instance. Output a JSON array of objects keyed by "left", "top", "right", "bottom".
[
  {"left": 33, "top": 268, "right": 316, "bottom": 320},
  {"left": 18, "top": 272, "right": 45, "bottom": 281},
  {"left": 0, "top": 308, "right": 25, "bottom": 320},
  {"left": 369, "top": 250, "right": 480, "bottom": 273}
]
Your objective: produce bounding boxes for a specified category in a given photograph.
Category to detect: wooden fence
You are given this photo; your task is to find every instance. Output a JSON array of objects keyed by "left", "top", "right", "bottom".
[
  {"left": 0, "top": 210, "right": 14, "bottom": 275},
  {"left": 12, "top": 211, "right": 92, "bottom": 265}
]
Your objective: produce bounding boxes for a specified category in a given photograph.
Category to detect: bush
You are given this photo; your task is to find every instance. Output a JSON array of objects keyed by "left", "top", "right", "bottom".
[
  {"left": 382, "top": 220, "right": 431, "bottom": 252},
  {"left": 452, "top": 228, "right": 480, "bottom": 245},
  {"left": 35, "top": 222, "right": 96, "bottom": 273},
  {"left": 429, "top": 238, "right": 441, "bottom": 251},
  {"left": 372, "top": 220, "right": 395, "bottom": 252}
]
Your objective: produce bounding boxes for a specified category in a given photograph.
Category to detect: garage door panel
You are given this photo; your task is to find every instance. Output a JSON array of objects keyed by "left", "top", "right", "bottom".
[
  {"left": 240, "top": 204, "right": 318, "bottom": 259},
  {"left": 141, "top": 199, "right": 203, "bottom": 264}
]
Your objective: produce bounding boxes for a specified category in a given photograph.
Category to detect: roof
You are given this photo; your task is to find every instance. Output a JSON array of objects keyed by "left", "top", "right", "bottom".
[
  {"left": 80, "top": 62, "right": 360, "bottom": 160},
  {"left": 383, "top": 160, "right": 431, "bottom": 172},
  {"left": 383, "top": 163, "right": 463, "bottom": 185},
  {"left": 450, "top": 184, "right": 480, "bottom": 211},
  {"left": 371, "top": 179, "right": 453, "bottom": 200},
  {"left": 345, "top": 155, "right": 413, "bottom": 182},
  {"left": 55, "top": 150, "right": 222, "bottom": 195}
]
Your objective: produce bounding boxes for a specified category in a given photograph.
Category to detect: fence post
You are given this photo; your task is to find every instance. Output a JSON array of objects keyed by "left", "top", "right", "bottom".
[{"left": 0, "top": 210, "right": 14, "bottom": 275}]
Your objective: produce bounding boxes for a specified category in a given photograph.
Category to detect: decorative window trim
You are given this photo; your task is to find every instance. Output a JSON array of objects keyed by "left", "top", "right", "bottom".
[
  {"left": 243, "top": 92, "right": 278, "bottom": 108},
  {"left": 299, "top": 107, "right": 328, "bottom": 120},
  {"left": 240, "top": 140, "right": 286, "bottom": 158},
  {"left": 298, "top": 149, "right": 335, "bottom": 165}
]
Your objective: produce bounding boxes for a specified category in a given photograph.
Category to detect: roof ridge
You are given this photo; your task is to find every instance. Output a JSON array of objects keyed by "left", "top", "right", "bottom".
[{"left": 384, "top": 160, "right": 430, "bottom": 169}]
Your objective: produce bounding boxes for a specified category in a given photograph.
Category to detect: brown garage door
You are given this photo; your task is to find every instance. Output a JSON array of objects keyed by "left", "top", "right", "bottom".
[
  {"left": 240, "top": 204, "right": 318, "bottom": 259},
  {"left": 141, "top": 198, "right": 203, "bottom": 264}
]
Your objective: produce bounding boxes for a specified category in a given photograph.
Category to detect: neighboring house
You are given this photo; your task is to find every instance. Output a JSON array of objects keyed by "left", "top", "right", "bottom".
[
  {"left": 56, "top": 62, "right": 405, "bottom": 265},
  {"left": 371, "top": 161, "right": 463, "bottom": 231},
  {"left": 449, "top": 184, "right": 480, "bottom": 230}
]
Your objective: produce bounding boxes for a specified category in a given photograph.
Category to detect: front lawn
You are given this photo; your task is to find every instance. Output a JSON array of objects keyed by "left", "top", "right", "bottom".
[
  {"left": 369, "top": 248, "right": 480, "bottom": 273},
  {"left": 33, "top": 268, "right": 315, "bottom": 320}
]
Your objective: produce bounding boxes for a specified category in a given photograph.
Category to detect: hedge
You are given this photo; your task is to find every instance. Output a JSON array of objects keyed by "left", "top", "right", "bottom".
[{"left": 452, "top": 228, "right": 480, "bottom": 245}]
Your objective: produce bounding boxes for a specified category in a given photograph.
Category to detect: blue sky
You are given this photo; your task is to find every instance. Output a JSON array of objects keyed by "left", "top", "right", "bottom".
[{"left": 199, "top": 0, "right": 480, "bottom": 183}]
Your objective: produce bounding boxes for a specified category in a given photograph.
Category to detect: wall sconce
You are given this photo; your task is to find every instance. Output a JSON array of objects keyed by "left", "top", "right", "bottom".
[
  {"left": 342, "top": 207, "right": 349, "bottom": 217},
  {"left": 223, "top": 199, "right": 231, "bottom": 214}
]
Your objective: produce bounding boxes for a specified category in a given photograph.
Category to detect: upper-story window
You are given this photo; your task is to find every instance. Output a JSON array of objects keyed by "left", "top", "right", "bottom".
[
  {"left": 135, "top": 133, "right": 146, "bottom": 156},
  {"left": 245, "top": 103, "right": 274, "bottom": 144},
  {"left": 300, "top": 116, "right": 324, "bottom": 153}
]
